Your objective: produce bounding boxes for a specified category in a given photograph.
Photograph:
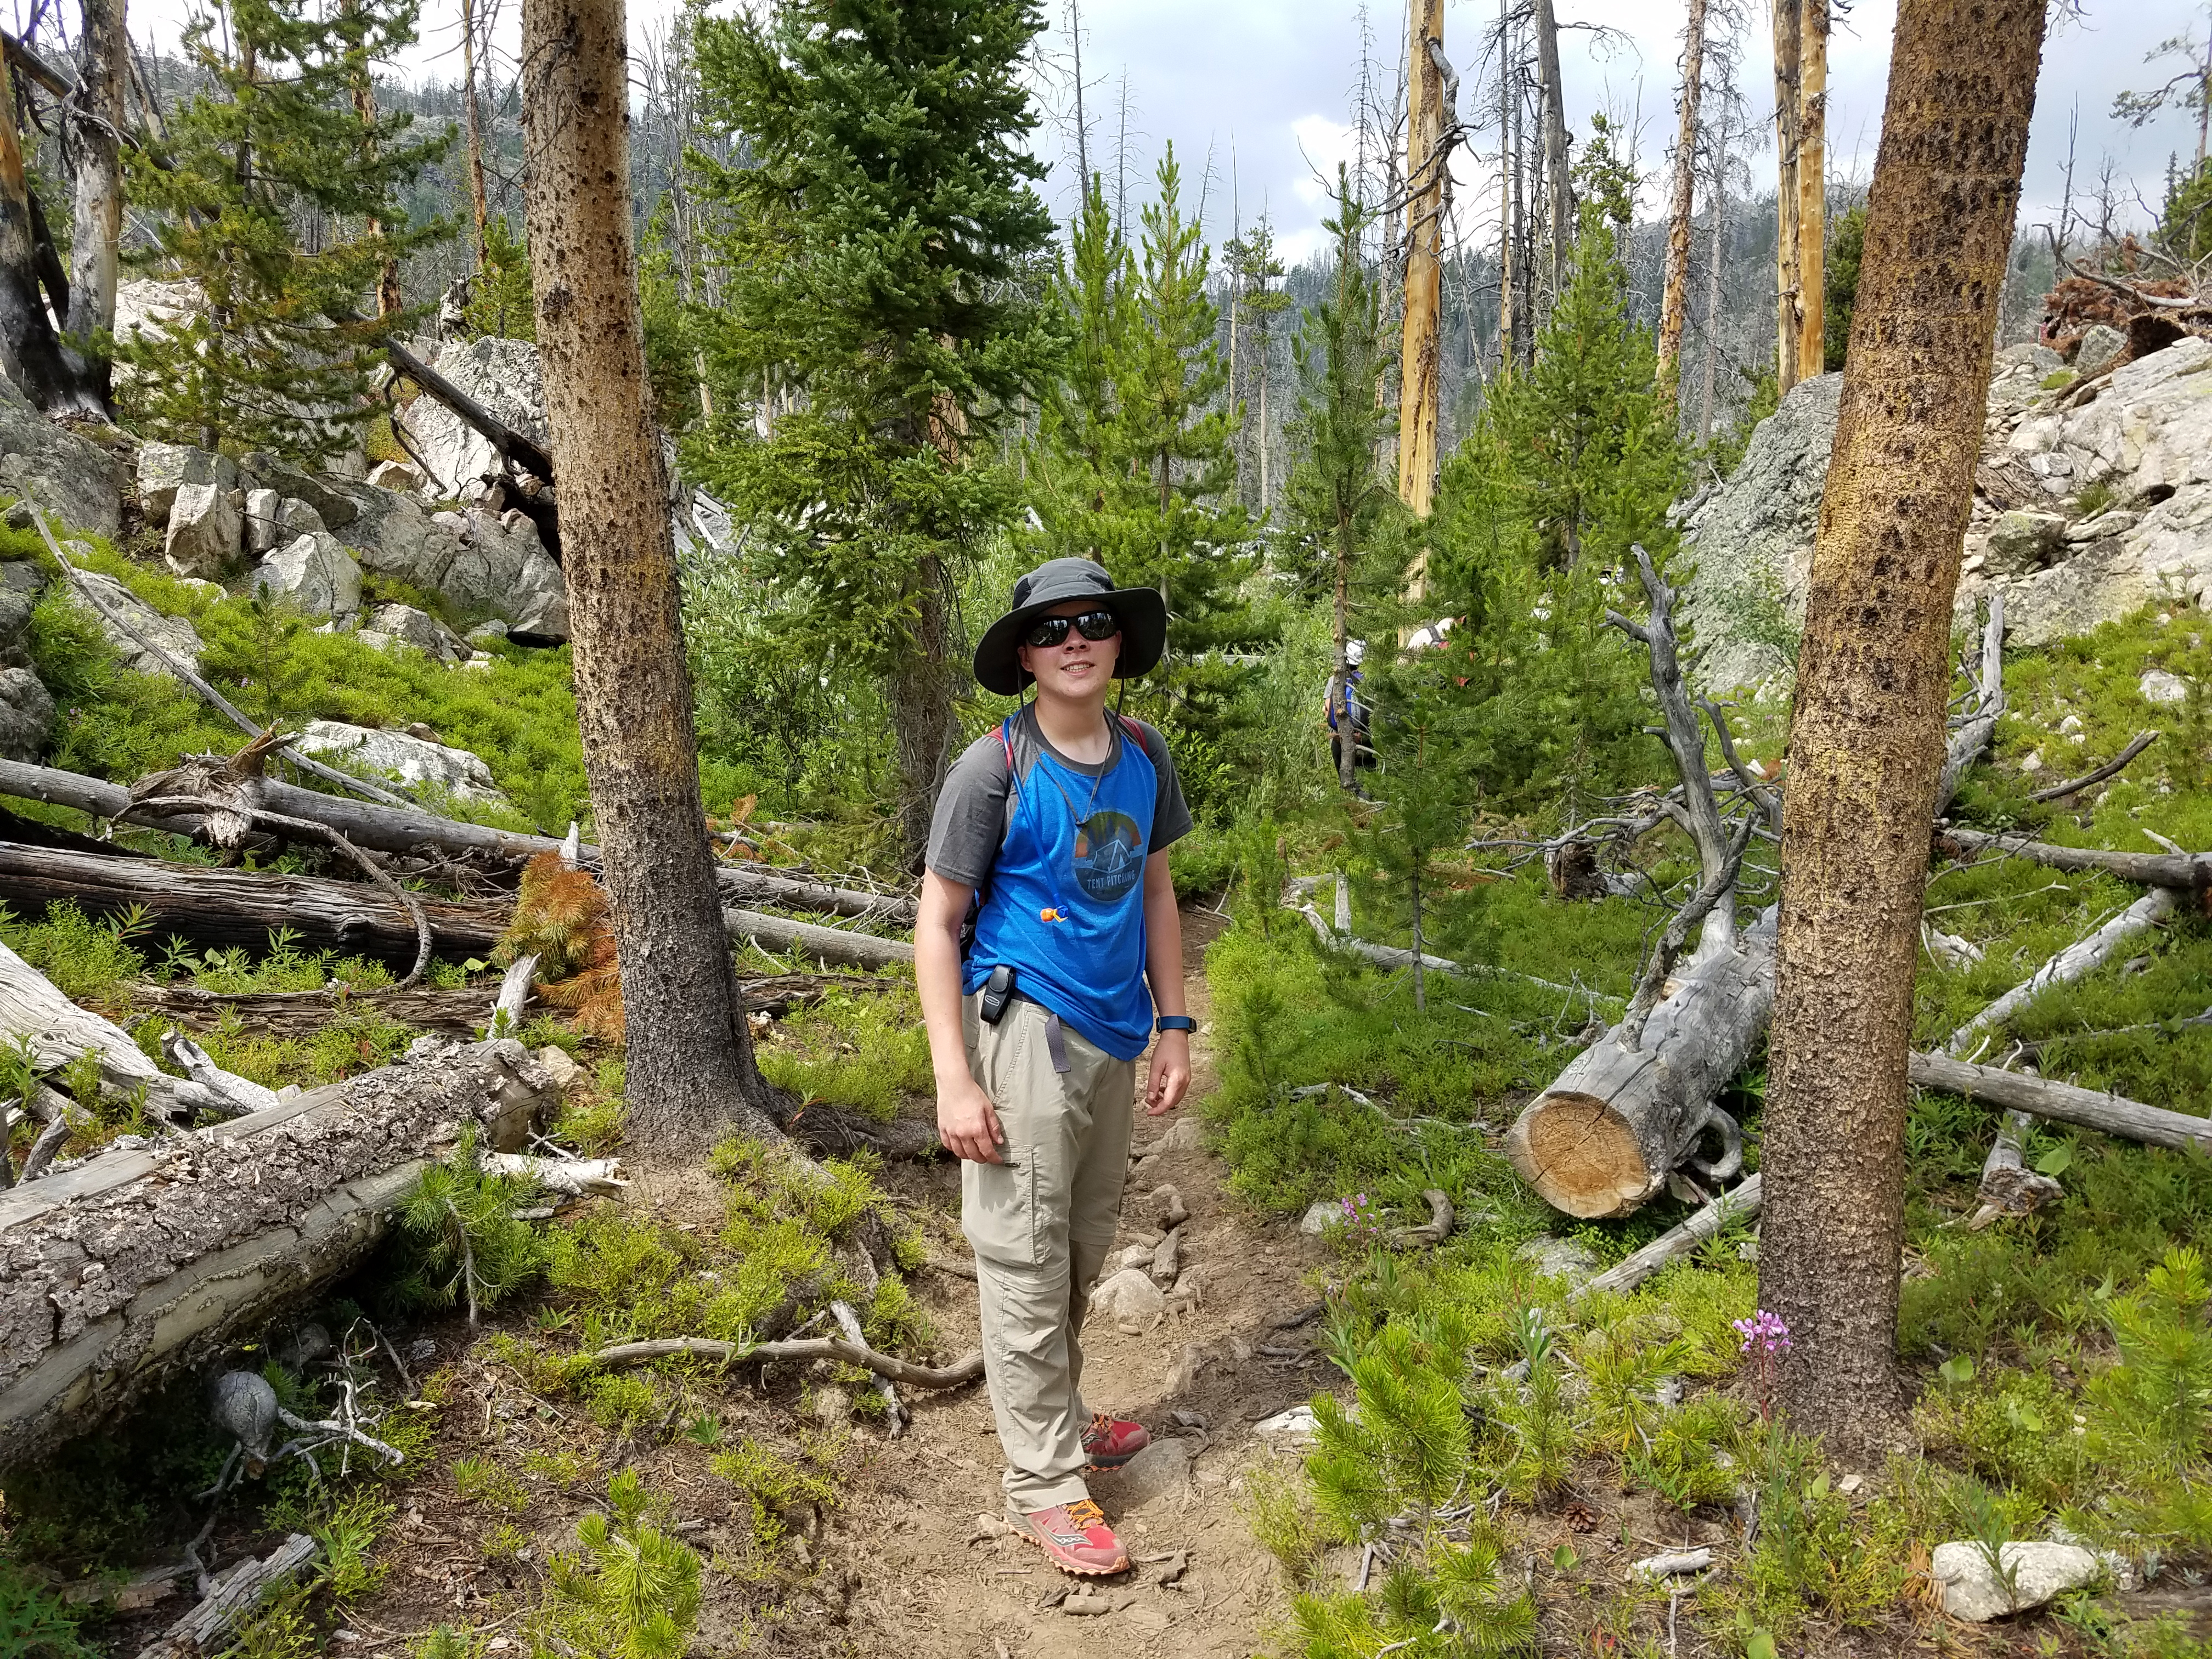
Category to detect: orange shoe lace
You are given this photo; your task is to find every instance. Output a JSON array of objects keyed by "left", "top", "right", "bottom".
[
  {"left": 1086, "top": 1412, "right": 1112, "bottom": 1438},
  {"left": 1065, "top": 1498, "right": 1108, "bottom": 1529}
]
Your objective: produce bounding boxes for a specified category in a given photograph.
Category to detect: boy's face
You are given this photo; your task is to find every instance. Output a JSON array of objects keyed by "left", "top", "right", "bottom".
[{"left": 1017, "top": 599, "right": 1122, "bottom": 698}]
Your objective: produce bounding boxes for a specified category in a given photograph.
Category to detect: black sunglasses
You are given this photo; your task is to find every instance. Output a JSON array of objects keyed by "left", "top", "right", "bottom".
[{"left": 1025, "top": 608, "right": 1121, "bottom": 648}]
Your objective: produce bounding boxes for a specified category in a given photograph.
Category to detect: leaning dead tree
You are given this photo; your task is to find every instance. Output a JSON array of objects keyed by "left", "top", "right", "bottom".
[
  {"left": 1503, "top": 548, "right": 1774, "bottom": 1217},
  {"left": 0, "top": 1039, "right": 556, "bottom": 1468},
  {"left": 1501, "top": 581, "right": 2008, "bottom": 1220}
]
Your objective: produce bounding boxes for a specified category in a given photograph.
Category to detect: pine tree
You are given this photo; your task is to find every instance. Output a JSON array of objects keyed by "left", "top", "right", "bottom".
[
  {"left": 1026, "top": 173, "right": 1139, "bottom": 567},
  {"left": 1110, "top": 146, "right": 1268, "bottom": 746},
  {"left": 117, "top": 0, "right": 449, "bottom": 462},
  {"left": 685, "top": 0, "right": 1058, "bottom": 862},
  {"left": 1282, "top": 177, "right": 1404, "bottom": 791}
]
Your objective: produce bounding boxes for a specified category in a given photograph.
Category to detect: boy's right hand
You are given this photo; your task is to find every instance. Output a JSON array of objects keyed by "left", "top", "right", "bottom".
[{"left": 936, "top": 1075, "right": 1006, "bottom": 1164}]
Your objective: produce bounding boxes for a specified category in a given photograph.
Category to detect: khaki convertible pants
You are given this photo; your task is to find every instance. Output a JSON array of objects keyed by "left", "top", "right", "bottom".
[{"left": 961, "top": 991, "right": 1136, "bottom": 1510}]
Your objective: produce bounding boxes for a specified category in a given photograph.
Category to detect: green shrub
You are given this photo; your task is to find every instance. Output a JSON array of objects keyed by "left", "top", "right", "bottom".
[
  {"left": 540, "top": 1470, "right": 702, "bottom": 1659},
  {"left": 0, "top": 1564, "right": 94, "bottom": 1658}
]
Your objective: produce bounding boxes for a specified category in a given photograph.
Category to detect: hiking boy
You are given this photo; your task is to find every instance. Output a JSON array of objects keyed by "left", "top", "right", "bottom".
[{"left": 916, "top": 557, "right": 1195, "bottom": 1577}]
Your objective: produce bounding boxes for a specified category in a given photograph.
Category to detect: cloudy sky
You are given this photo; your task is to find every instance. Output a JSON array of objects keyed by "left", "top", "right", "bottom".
[{"left": 116, "top": 0, "right": 2212, "bottom": 269}]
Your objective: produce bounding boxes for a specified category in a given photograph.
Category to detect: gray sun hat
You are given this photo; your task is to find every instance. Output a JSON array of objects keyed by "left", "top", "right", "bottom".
[{"left": 971, "top": 557, "right": 1167, "bottom": 696}]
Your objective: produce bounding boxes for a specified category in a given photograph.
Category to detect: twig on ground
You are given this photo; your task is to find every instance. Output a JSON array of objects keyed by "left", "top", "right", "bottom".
[
  {"left": 2026, "top": 731, "right": 2160, "bottom": 802},
  {"left": 579, "top": 1335, "right": 984, "bottom": 1390}
]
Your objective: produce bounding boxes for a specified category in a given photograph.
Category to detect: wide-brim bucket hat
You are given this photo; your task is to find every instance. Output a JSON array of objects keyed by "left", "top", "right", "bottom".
[{"left": 972, "top": 557, "right": 1167, "bottom": 696}]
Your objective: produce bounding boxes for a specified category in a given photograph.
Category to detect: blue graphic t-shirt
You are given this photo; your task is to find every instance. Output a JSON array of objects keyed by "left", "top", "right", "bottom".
[{"left": 925, "top": 707, "right": 1192, "bottom": 1059}]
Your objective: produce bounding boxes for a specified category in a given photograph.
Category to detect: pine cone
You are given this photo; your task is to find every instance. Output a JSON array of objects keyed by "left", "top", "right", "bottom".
[{"left": 1564, "top": 1500, "right": 1599, "bottom": 1533}]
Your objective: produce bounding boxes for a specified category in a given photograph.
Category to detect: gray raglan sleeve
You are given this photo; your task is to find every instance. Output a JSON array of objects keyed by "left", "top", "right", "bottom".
[
  {"left": 1139, "top": 724, "right": 1194, "bottom": 853},
  {"left": 925, "top": 732, "right": 1012, "bottom": 887}
]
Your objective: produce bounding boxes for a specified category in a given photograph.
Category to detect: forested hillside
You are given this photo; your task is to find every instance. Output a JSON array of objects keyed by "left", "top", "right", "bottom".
[{"left": 0, "top": 0, "right": 2204, "bottom": 1656}]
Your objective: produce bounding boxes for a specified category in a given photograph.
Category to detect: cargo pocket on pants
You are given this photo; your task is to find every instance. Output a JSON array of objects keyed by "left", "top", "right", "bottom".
[{"left": 965, "top": 1148, "right": 1041, "bottom": 1268}]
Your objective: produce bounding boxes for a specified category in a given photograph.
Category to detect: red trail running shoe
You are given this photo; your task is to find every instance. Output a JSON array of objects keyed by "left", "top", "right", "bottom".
[
  {"left": 1081, "top": 1412, "right": 1150, "bottom": 1470},
  {"left": 1010, "top": 1498, "right": 1129, "bottom": 1576}
]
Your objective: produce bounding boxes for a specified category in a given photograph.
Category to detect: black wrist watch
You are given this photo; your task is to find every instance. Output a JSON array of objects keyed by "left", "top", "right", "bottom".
[{"left": 1155, "top": 1015, "right": 1196, "bottom": 1035}]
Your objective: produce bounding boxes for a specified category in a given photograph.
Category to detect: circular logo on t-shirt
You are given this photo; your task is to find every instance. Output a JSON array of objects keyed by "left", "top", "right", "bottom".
[{"left": 1072, "top": 810, "right": 1144, "bottom": 903}]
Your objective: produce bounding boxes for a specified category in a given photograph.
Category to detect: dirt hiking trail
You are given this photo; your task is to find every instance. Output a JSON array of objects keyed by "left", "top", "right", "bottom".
[{"left": 831, "top": 908, "right": 1327, "bottom": 1657}]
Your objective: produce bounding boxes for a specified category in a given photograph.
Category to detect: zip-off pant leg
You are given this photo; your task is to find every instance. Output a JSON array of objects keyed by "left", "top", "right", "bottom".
[{"left": 961, "top": 992, "right": 1136, "bottom": 1511}]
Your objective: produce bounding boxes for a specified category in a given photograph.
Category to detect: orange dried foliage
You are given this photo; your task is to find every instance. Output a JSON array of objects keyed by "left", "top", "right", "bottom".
[{"left": 501, "top": 853, "right": 624, "bottom": 1041}]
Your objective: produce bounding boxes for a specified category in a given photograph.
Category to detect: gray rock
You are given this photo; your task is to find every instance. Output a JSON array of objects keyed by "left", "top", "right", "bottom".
[
  {"left": 366, "top": 458, "right": 426, "bottom": 494},
  {"left": 465, "top": 619, "right": 509, "bottom": 649},
  {"left": 1087, "top": 1267, "right": 1166, "bottom": 1334},
  {"left": 2140, "top": 668, "right": 2191, "bottom": 706},
  {"left": 1516, "top": 1235, "right": 1599, "bottom": 1284},
  {"left": 0, "top": 561, "right": 44, "bottom": 667},
  {"left": 2064, "top": 510, "right": 2137, "bottom": 543},
  {"left": 64, "top": 567, "right": 205, "bottom": 675},
  {"left": 1299, "top": 1200, "right": 1346, "bottom": 1236},
  {"left": 1099, "top": 1436, "right": 1192, "bottom": 1513},
  {"left": 1994, "top": 341, "right": 2066, "bottom": 376},
  {"left": 396, "top": 336, "right": 547, "bottom": 494},
  {"left": 137, "top": 442, "right": 238, "bottom": 528},
  {"left": 2073, "top": 323, "right": 2128, "bottom": 378},
  {"left": 364, "top": 602, "right": 469, "bottom": 663},
  {"left": 251, "top": 532, "right": 362, "bottom": 622},
  {"left": 1984, "top": 510, "right": 2067, "bottom": 577},
  {"left": 162, "top": 482, "right": 242, "bottom": 577},
  {"left": 277, "top": 496, "right": 326, "bottom": 538},
  {"left": 1930, "top": 1541, "right": 2103, "bottom": 1622},
  {"left": 0, "top": 665, "right": 51, "bottom": 760},
  {"left": 297, "top": 719, "right": 505, "bottom": 805},
  {"left": 242, "top": 487, "right": 284, "bottom": 555},
  {"left": 437, "top": 507, "right": 568, "bottom": 639},
  {"left": 237, "top": 452, "right": 359, "bottom": 529},
  {"left": 342, "top": 486, "right": 463, "bottom": 586},
  {"left": 1679, "top": 372, "right": 1843, "bottom": 691},
  {"left": 1999, "top": 541, "right": 2150, "bottom": 648},
  {"left": 0, "top": 379, "right": 124, "bottom": 538}
]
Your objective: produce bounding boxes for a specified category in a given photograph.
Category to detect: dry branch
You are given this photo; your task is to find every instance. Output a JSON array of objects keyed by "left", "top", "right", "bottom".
[
  {"left": 579, "top": 1335, "right": 984, "bottom": 1390},
  {"left": 1942, "top": 888, "right": 2178, "bottom": 1060},
  {"left": 1908, "top": 1051, "right": 2212, "bottom": 1153},
  {"left": 1389, "top": 1188, "right": 1454, "bottom": 1250},
  {"left": 724, "top": 907, "right": 913, "bottom": 969},
  {"left": 1937, "top": 593, "right": 2007, "bottom": 812},
  {"left": 1578, "top": 1175, "right": 1762, "bottom": 1299},
  {"left": 136, "top": 1533, "right": 319, "bottom": 1659},
  {"left": 2027, "top": 731, "right": 2160, "bottom": 803},
  {"left": 0, "top": 1039, "right": 554, "bottom": 1468},
  {"left": 1936, "top": 826, "right": 2211, "bottom": 897}
]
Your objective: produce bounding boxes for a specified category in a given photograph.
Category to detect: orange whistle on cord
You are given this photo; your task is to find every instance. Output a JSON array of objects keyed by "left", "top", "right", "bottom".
[{"left": 1040, "top": 907, "right": 1064, "bottom": 922}]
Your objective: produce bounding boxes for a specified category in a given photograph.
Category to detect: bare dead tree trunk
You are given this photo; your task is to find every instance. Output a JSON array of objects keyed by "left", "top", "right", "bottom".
[
  {"left": 0, "top": 53, "right": 92, "bottom": 412},
  {"left": 1698, "top": 118, "right": 1726, "bottom": 444},
  {"left": 1759, "top": 0, "right": 2047, "bottom": 1458},
  {"left": 1771, "top": 0, "right": 1802, "bottom": 394},
  {"left": 461, "top": 0, "right": 489, "bottom": 270},
  {"left": 64, "top": 0, "right": 125, "bottom": 409},
  {"left": 1532, "top": 0, "right": 1573, "bottom": 302},
  {"left": 1796, "top": 0, "right": 1829, "bottom": 383},
  {"left": 520, "top": 0, "right": 783, "bottom": 1154},
  {"left": 1396, "top": 0, "right": 1443, "bottom": 521},
  {"left": 1659, "top": 0, "right": 1708, "bottom": 387},
  {"left": 1497, "top": 0, "right": 1519, "bottom": 370}
]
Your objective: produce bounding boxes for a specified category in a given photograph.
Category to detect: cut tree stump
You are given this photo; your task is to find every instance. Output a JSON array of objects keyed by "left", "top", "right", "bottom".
[
  {"left": 1504, "top": 913, "right": 1775, "bottom": 1218},
  {"left": 0, "top": 838, "right": 507, "bottom": 963},
  {"left": 0, "top": 1038, "right": 554, "bottom": 1469}
]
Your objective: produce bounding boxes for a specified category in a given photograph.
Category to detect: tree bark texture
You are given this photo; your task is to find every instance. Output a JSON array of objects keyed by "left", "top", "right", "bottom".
[
  {"left": 0, "top": 1040, "right": 553, "bottom": 1470},
  {"left": 891, "top": 564, "right": 958, "bottom": 870},
  {"left": 1658, "top": 0, "right": 1708, "bottom": 384},
  {"left": 0, "top": 53, "right": 91, "bottom": 413},
  {"left": 1771, "top": 0, "right": 1802, "bottom": 394},
  {"left": 1396, "top": 0, "right": 1443, "bottom": 520},
  {"left": 0, "top": 839, "right": 506, "bottom": 963},
  {"left": 63, "top": 0, "right": 125, "bottom": 407},
  {"left": 1759, "top": 0, "right": 2047, "bottom": 1457},
  {"left": 1796, "top": 1, "right": 1830, "bottom": 383},
  {"left": 520, "top": 0, "right": 779, "bottom": 1154},
  {"left": 1504, "top": 913, "right": 1770, "bottom": 1218}
]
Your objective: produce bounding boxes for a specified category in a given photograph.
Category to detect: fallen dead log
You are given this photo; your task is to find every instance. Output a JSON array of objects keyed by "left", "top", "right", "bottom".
[
  {"left": 1504, "top": 914, "right": 1773, "bottom": 1218},
  {"left": 0, "top": 838, "right": 507, "bottom": 963},
  {"left": 0, "top": 757, "right": 914, "bottom": 923},
  {"left": 1577, "top": 1174, "right": 1763, "bottom": 1299},
  {"left": 0, "top": 1039, "right": 554, "bottom": 1469},
  {"left": 1936, "top": 591, "right": 2007, "bottom": 810},
  {"left": 0, "top": 938, "right": 238, "bottom": 1121},
  {"left": 1907, "top": 1051, "right": 2212, "bottom": 1153},
  {"left": 1942, "top": 887, "right": 2179, "bottom": 1062},
  {"left": 136, "top": 1533, "right": 319, "bottom": 1659},
  {"left": 125, "top": 972, "right": 897, "bottom": 1039},
  {"left": 579, "top": 1334, "right": 984, "bottom": 1391},
  {"left": 725, "top": 907, "right": 914, "bottom": 970},
  {"left": 1936, "top": 826, "right": 2212, "bottom": 904},
  {"left": 2027, "top": 730, "right": 2160, "bottom": 803}
]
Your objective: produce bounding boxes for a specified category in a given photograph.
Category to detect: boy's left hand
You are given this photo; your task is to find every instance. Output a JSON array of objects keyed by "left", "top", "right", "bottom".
[{"left": 1144, "top": 1030, "right": 1192, "bottom": 1116}]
